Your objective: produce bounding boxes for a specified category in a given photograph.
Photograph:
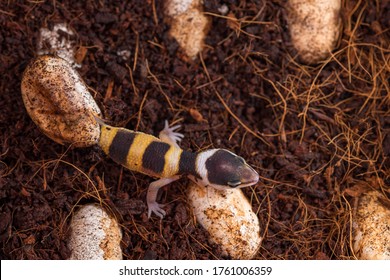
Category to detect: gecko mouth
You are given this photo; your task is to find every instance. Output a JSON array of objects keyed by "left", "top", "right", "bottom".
[
  {"left": 236, "top": 179, "right": 259, "bottom": 188},
  {"left": 237, "top": 167, "right": 260, "bottom": 188}
]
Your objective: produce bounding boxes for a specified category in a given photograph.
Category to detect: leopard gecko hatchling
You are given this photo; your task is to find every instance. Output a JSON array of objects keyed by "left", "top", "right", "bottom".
[{"left": 96, "top": 118, "right": 260, "bottom": 219}]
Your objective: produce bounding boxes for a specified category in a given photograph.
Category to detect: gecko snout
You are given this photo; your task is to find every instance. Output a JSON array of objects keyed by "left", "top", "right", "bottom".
[{"left": 236, "top": 164, "right": 259, "bottom": 188}]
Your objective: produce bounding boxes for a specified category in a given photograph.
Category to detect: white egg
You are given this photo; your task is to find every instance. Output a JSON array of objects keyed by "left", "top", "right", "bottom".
[
  {"left": 286, "top": 0, "right": 342, "bottom": 64},
  {"left": 68, "top": 204, "right": 122, "bottom": 260},
  {"left": 164, "top": 0, "right": 210, "bottom": 60},
  {"left": 21, "top": 55, "right": 101, "bottom": 147},
  {"left": 188, "top": 183, "right": 262, "bottom": 259},
  {"left": 353, "top": 191, "right": 390, "bottom": 260}
]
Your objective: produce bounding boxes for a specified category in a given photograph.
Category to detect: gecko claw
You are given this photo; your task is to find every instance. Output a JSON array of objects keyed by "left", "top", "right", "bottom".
[
  {"left": 159, "top": 120, "right": 184, "bottom": 146},
  {"left": 147, "top": 203, "right": 167, "bottom": 219}
]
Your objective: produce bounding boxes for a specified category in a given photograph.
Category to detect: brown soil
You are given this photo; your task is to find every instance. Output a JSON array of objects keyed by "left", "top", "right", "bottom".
[{"left": 0, "top": 0, "right": 389, "bottom": 260}]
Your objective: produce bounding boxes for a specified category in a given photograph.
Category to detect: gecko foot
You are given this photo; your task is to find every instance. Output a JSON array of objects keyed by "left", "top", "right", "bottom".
[
  {"left": 147, "top": 202, "right": 167, "bottom": 219},
  {"left": 159, "top": 120, "right": 184, "bottom": 146}
]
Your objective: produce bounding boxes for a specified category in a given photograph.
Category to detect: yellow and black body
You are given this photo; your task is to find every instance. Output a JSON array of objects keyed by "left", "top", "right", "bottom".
[
  {"left": 96, "top": 119, "right": 259, "bottom": 219},
  {"left": 98, "top": 123, "right": 199, "bottom": 179}
]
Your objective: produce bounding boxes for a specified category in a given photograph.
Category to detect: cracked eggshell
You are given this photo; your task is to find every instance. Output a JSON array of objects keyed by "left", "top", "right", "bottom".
[
  {"left": 164, "top": 0, "right": 210, "bottom": 60},
  {"left": 353, "top": 191, "right": 390, "bottom": 260},
  {"left": 68, "top": 204, "right": 122, "bottom": 260},
  {"left": 21, "top": 55, "right": 101, "bottom": 147},
  {"left": 188, "top": 183, "right": 262, "bottom": 259},
  {"left": 287, "top": 0, "right": 342, "bottom": 64},
  {"left": 37, "top": 23, "right": 80, "bottom": 68}
]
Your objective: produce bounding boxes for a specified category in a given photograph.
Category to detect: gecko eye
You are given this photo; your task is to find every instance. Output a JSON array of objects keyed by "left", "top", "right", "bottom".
[{"left": 227, "top": 180, "right": 241, "bottom": 188}]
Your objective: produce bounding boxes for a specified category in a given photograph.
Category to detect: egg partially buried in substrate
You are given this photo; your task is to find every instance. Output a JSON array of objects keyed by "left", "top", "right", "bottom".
[
  {"left": 286, "top": 0, "right": 342, "bottom": 64},
  {"left": 188, "top": 183, "right": 262, "bottom": 259},
  {"left": 68, "top": 204, "right": 122, "bottom": 260},
  {"left": 353, "top": 191, "right": 390, "bottom": 260},
  {"left": 163, "top": 0, "right": 210, "bottom": 60},
  {"left": 21, "top": 55, "right": 102, "bottom": 147}
]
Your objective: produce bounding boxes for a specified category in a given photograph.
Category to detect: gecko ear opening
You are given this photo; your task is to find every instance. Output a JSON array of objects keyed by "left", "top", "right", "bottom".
[{"left": 227, "top": 180, "right": 241, "bottom": 188}]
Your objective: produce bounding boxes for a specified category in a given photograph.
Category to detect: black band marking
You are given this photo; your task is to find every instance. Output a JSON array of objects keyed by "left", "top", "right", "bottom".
[
  {"left": 108, "top": 129, "right": 135, "bottom": 165},
  {"left": 179, "top": 151, "right": 201, "bottom": 178},
  {"left": 142, "top": 141, "right": 170, "bottom": 174}
]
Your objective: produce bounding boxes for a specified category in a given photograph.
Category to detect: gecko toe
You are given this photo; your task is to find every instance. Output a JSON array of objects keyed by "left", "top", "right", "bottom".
[{"left": 148, "top": 202, "right": 167, "bottom": 219}]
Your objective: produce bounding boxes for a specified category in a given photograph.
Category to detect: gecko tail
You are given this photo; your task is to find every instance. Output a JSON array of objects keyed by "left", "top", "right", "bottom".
[{"left": 88, "top": 112, "right": 107, "bottom": 126}]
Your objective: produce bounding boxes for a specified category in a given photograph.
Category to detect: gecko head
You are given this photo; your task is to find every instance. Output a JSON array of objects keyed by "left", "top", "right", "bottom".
[{"left": 196, "top": 149, "right": 259, "bottom": 190}]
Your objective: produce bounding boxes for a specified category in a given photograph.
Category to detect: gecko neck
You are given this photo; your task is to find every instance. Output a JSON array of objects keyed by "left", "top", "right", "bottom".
[{"left": 178, "top": 150, "right": 201, "bottom": 179}]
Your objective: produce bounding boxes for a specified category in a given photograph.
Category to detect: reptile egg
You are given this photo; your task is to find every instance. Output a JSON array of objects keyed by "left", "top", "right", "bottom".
[
  {"left": 286, "top": 0, "right": 342, "bottom": 64},
  {"left": 68, "top": 204, "right": 122, "bottom": 260},
  {"left": 188, "top": 183, "right": 262, "bottom": 259},
  {"left": 164, "top": 0, "right": 210, "bottom": 60},
  {"left": 21, "top": 55, "right": 101, "bottom": 147},
  {"left": 353, "top": 191, "right": 390, "bottom": 260}
]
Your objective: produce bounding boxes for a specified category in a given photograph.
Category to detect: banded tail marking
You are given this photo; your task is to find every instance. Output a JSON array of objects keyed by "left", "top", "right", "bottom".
[
  {"left": 178, "top": 150, "right": 201, "bottom": 179},
  {"left": 108, "top": 129, "right": 136, "bottom": 165},
  {"left": 125, "top": 132, "right": 159, "bottom": 174},
  {"left": 142, "top": 141, "right": 171, "bottom": 175},
  {"left": 99, "top": 122, "right": 195, "bottom": 178}
]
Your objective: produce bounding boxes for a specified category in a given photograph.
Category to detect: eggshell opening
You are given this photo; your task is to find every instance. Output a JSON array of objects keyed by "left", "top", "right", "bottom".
[{"left": 21, "top": 55, "right": 101, "bottom": 147}]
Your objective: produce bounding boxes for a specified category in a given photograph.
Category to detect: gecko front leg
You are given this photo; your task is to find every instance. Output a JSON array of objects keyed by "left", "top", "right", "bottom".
[
  {"left": 159, "top": 120, "right": 184, "bottom": 148},
  {"left": 147, "top": 175, "right": 180, "bottom": 219},
  {"left": 147, "top": 121, "right": 183, "bottom": 219}
]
